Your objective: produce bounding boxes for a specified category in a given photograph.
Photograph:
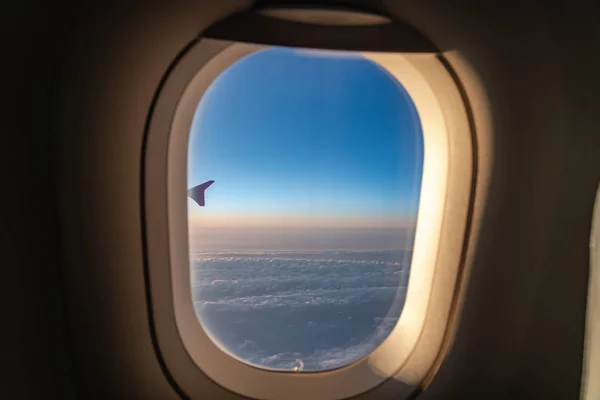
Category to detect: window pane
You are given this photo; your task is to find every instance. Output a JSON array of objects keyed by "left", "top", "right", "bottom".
[{"left": 187, "top": 47, "right": 423, "bottom": 372}]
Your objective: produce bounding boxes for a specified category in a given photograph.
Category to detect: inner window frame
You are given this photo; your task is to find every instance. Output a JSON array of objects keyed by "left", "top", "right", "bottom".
[{"left": 143, "top": 38, "right": 473, "bottom": 400}]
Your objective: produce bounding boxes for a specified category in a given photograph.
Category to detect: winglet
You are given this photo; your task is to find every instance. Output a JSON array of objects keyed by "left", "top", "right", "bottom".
[{"left": 187, "top": 180, "right": 214, "bottom": 207}]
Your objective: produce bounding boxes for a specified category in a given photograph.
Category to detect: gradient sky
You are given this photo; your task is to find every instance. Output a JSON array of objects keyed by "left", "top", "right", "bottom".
[{"left": 188, "top": 47, "right": 423, "bottom": 251}]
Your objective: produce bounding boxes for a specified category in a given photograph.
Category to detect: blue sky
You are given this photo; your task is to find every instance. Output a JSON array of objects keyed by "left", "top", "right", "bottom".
[{"left": 188, "top": 47, "right": 423, "bottom": 250}]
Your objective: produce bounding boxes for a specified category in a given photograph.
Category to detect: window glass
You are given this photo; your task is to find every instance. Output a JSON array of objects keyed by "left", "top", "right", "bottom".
[{"left": 187, "top": 47, "right": 423, "bottom": 372}]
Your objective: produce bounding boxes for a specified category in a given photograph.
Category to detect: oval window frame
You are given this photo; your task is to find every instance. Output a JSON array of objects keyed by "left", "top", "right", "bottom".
[{"left": 144, "top": 38, "right": 473, "bottom": 400}]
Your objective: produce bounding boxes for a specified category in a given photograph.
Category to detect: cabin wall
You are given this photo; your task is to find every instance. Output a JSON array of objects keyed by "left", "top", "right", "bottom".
[
  {"left": 2, "top": 1, "right": 599, "bottom": 399},
  {"left": 1, "top": 2, "right": 80, "bottom": 399}
]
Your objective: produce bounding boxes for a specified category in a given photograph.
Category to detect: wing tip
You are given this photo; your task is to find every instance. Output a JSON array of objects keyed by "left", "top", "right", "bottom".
[{"left": 187, "top": 180, "right": 214, "bottom": 207}]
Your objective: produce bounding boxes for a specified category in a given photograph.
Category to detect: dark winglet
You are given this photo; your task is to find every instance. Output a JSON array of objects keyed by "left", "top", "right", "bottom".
[{"left": 187, "top": 180, "right": 214, "bottom": 207}]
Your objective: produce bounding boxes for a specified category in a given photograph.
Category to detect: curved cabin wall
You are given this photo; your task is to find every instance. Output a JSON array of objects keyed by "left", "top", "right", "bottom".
[{"left": 48, "top": 2, "right": 600, "bottom": 400}]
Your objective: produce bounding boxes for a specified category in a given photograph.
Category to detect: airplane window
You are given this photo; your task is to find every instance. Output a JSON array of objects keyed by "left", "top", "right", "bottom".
[{"left": 187, "top": 46, "right": 423, "bottom": 372}]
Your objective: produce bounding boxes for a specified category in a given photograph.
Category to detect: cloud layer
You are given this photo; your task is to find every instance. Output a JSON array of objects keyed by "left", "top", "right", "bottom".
[{"left": 192, "top": 250, "right": 412, "bottom": 371}]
